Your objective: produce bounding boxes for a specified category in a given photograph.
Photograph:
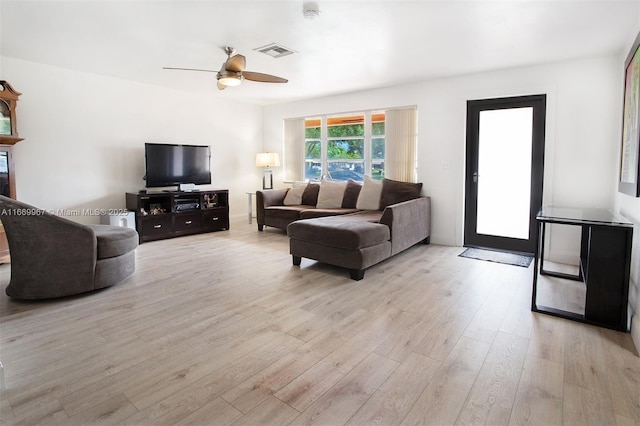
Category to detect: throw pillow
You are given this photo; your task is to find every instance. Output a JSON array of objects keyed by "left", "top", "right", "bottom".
[
  {"left": 379, "top": 178, "right": 423, "bottom": 208},
  {"left": 342, "top": 180, "right": 362, "bottom": 208},
  {"left": 356, "top": 176, "right": 383, "bottom": 210},
  {"left": 283, "top": 181, "right": 308, "bottom": 205},
  {"left": 301, "top": 182, "right": 320, "bottom": 206},
  {"left": 316, "top": 180, "right": 347, "bottom": 208}
]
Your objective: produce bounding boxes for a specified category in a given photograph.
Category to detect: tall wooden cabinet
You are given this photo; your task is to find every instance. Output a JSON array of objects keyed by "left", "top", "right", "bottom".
[{"left": 0, "top": 81, "right": 24, "bottom": 263}]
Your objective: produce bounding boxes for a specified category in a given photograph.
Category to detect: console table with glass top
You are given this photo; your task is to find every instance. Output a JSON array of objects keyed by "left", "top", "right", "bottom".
[{"left": 531, "top": 206, "right": 633, "bottom": 331}]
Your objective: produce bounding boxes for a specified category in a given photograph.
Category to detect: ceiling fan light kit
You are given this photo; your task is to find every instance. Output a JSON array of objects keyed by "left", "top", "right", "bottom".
[
  {"left": 217, "top": 71, "right": 243, "bottom": 87},
  {"left": 163, "top": 46, "right": 288, "bottom": 91}
]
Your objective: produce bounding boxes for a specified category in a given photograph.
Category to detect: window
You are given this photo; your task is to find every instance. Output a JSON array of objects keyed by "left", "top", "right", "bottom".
[
  {"left": 303, "top": 112, "right": 385, "bottom": 182},
  {"left": 304, "top": 120, "right": 321, "bottom": 180},
  {"left": 372, "top": 117, "right": 385, "bottom": 179}
]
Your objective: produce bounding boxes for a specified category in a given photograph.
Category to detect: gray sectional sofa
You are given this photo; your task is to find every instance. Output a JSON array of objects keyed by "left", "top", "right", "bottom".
[
  {"left": 256, "top": 180, "right": 361, "bottom": 231},
  {"left": 256, "top": 178, "right": 431, "bottom": 280}
]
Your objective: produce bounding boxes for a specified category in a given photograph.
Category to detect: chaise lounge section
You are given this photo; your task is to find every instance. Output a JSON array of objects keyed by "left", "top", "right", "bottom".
[{"left": 288, "top": 197, "right": 431, "bottom": 280}]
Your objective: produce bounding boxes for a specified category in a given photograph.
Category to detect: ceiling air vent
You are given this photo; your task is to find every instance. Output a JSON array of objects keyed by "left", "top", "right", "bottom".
[{"left": 254, "top": 43, "right": 295, "bottom": 58}]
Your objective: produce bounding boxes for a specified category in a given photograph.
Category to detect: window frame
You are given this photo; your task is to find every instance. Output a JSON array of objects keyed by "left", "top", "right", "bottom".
[{"left": 303, "top": 111, "right": 385, "bottom": 182}]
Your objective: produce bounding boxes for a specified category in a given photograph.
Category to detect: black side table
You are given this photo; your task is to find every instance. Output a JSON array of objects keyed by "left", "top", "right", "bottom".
[{"left": 532, "top": 206, "right": 633, "bottom": 331}]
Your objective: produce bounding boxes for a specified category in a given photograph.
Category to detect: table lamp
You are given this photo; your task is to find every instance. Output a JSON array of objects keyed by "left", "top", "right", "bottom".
[{"left": 256, "top": 152, "right": 280, "bottom": 189}]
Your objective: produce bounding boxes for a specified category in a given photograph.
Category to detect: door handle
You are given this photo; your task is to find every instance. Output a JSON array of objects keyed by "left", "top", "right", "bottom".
[{"left": 473, "top": 172, "right": 479, "bottom": 183}]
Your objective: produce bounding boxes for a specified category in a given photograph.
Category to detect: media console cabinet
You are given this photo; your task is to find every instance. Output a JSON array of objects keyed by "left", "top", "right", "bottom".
[
  {"left": 531, "top": 206, "right": 633, "bottom": 331},
  {"left": 126, "top": 189, "right": 229, "bottom": 243}
]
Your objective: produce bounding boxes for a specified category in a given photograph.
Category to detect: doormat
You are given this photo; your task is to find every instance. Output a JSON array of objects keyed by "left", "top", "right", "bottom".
[{"left": 459, "top": 247, "right": 533, "bottom": 268}]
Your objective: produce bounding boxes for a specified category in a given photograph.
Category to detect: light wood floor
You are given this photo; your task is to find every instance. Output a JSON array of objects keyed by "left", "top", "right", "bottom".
[{"left": 0, "top": 218, "right": 638, "bottom": 426}]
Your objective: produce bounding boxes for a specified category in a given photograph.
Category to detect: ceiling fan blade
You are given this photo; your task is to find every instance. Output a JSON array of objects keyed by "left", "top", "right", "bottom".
[
  {"left": 242, "top": 71, "right": 288, "bottom": 83},
  {"left": 225, "top": 54, "right": 246, "bottom": 72},
  {"left": 162, "top": 67, "right": 216, "bottom": 73},
  {"left": 217, "top": 81, "right": 228, "bottom": 90}
]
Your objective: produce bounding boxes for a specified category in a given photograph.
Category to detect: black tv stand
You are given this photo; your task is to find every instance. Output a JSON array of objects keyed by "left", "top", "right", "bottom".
[{"left": 126, "top": 189, "right": 229, "bottom": 243}]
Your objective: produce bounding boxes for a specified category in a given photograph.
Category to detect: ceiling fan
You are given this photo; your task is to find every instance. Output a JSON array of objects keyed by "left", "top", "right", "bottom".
[{"left": 163, "top": 47, "right": 288, "bottom": 90}]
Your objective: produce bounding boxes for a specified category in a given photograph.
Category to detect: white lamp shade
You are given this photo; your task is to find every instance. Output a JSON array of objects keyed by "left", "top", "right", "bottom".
[{"left": 256, "top": 152, "right": 280, "bottom": 168}]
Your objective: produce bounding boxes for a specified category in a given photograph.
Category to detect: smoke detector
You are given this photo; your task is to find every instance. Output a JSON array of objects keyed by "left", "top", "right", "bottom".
[{"left": 303, "top": 2, "right": 320, "bottom": 20}]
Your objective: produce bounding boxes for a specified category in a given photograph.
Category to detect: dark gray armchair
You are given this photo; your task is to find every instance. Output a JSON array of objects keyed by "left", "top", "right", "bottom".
[{"left": 0, "top": 196, "right": 138, "bottom": 299}]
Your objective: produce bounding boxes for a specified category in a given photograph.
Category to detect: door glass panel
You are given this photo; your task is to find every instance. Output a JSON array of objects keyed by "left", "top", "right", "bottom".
[
  {"left": 0, "top": 101, "right": 11, "bottom": 135},
  {"left": 0, "top": 151, "right": 8, "bottom": 197},
  {"left": 476, "top": 107, "right": 533, "bottom": 239}
]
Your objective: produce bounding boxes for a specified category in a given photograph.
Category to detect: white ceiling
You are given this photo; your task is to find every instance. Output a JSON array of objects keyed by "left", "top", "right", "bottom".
[{"left": 2, "top": 0, "right": 639, "bottom": 105}]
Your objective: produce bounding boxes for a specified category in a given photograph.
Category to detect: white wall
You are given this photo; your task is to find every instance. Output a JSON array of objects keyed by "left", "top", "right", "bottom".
[
  {"left": 1, "top": 57, "right": 262, "bottom": 222},
  {"left": 263, "top": 55, "right": 620, "bottom": 247},
  {"left": 614, "top": 30, "right": 640, "bottom": 353}
]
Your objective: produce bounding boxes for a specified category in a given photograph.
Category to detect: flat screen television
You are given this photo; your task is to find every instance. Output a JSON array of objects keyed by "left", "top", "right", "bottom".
[{"left": 144, "top": 143, "right": 211, "bottom": 188}]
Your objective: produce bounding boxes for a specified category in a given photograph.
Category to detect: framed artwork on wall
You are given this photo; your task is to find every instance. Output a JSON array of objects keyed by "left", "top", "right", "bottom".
[{"left": 619, "top": 31, "right": 640, "bottom": 197}]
